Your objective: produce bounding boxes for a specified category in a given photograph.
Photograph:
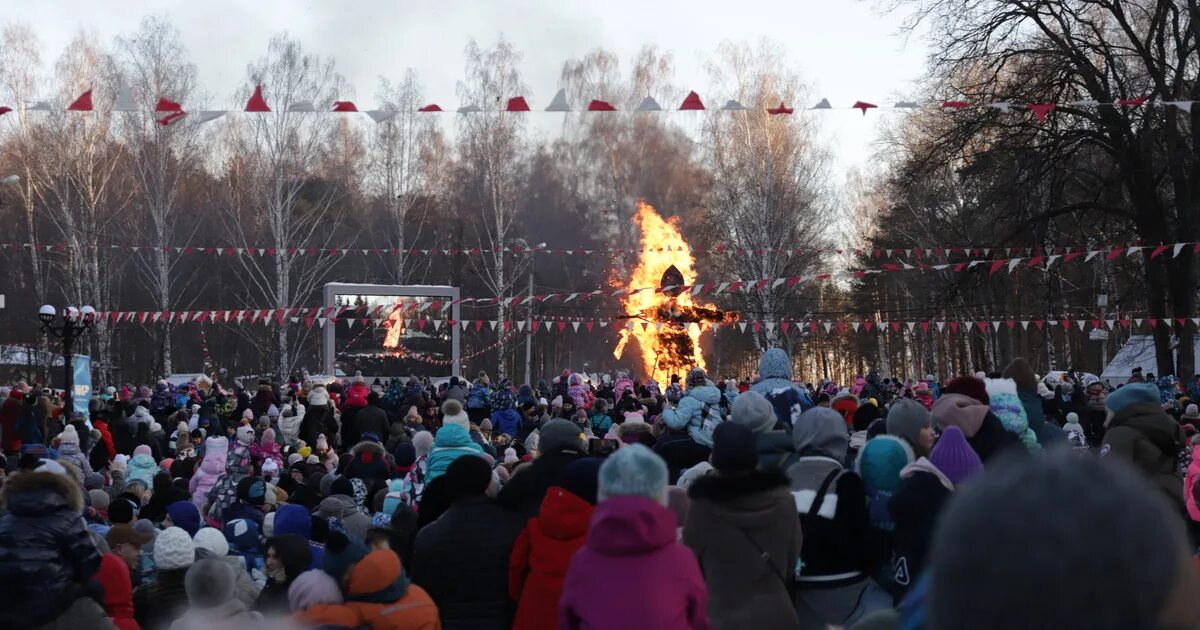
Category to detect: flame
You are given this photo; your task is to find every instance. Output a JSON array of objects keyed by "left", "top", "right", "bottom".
[
  {"left": 383, "top": 304, "right": 406, "bottom": 351},
  {"left": 613, "top": 200, "right": 732, "bottom": 383}
]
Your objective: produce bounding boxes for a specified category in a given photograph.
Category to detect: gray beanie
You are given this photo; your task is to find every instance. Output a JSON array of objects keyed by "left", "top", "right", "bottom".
[
  {"left": 886, "top": 399, "right": 932, "bottom": 449},
  {"left": 930, "top": 454, "right": 1193, "bottom": 630},
  {"left": 320, "top": 473, "right": 338, "bottom": 498},
  {"left": 598, "top": 443, "right": 668, "bottom": 505},
  {"left": 731, "top": 391, "right": 776, "bottom": 434},
  {"left": 538, "top": 419, "right": 585, "bottom": 454},
  {"left": 185, "top": 558, "right": 237, "bottom": 608}
]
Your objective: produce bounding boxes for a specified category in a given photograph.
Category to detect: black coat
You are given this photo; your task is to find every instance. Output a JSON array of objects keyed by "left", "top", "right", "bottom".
[
  {"left": 300, "top": 406, "right": 338, "bottom": 449},
  {"left": 0, "top": 471, "right": 102, "bottom": 628},
  {"left": 968, "top": 412, "right": 1024, "bottom": 462},
  {"left": 132, "top": 568, "right": 189, "bottom": 630},
  {"left": 412, "top": 496, "right": 525, "bottom": 628},
  {"left": 888, "top": 469, "right": 952, "bottom": 596},
  {"left": 345, "top": 404, "right": 389, "bottom": 446},
  {"left": 654, "top": 432, "right": 712, "bottom": 484},
  {"left": 496, "top": 449, "right": 584, "bottom": 518}
]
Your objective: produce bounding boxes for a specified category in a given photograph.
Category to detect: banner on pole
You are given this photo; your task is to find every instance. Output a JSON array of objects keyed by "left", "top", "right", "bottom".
[{"left": 73, "top": 354, "right": 92, "bottom": 422}]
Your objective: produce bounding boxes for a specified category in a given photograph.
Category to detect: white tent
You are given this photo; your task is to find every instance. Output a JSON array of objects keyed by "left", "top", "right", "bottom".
[{"left": 1100, "top": 334, "right": 1200, "bottom": 386}]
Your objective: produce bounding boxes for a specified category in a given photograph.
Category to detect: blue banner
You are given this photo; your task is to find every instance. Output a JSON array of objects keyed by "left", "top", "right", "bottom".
[{"left": 72, "top": 354, "right": 91, "bottom": 421}]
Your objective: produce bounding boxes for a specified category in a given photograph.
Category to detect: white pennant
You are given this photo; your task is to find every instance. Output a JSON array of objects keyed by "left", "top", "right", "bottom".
[
  {"left": 1085, "top": 250, "right": 1101, "bottom": 262},
  {"left": 852, "top": 322, "right": 862, "bottom": 332},
  {"left": 571, "top": 322, "right": 580, "bottom": 332},
  {"left": 992, "top": 320, "right": 1002, "bottom": 330},
  {"left": 516, "top": 321, "right": 527, "bottom": 331},
  {"left": 1127, "top": 246, "right": 1142, "bottom": 255},
  {"left": 346, "top": 319, "right": 355, "bottom": 329},
  {"left": 489, "top": 320, "right": 499, "bottom": 330},
  {"left": 114, "top": 84, "right": 137, "bottom": 111},
  {"left": 460, "top": 320, "right": 470, "bottom": 331},
  {"left": 1165, "top": 101, "right": 1195, "bottom": 112},
  {"left": 191, "top": 111, "right": 226, "bottom": 125},
  {"left": 906, "top": 321, "right": 917, "bottom": 332},
  {"left": 317, "top": 317, "right": 326, "bottom": 328},
  {"left": 1007, "top": 258, "right": 1022, "bottom": 273},
  {"left": 823, "top": 322, "right": 833, "bottom": 332},
  {"left": 738, "top": 323, "right": 747, "bottom": 333},
  {"left": 432, "top": 320, "right": 443, "bottom": 331},
  {"left": 1174, "top": 243, "right": 1186, "bottom": 258},
  {"left": 1020, "top": 320, "right": 1030, "bottom": 330},
  {"left": 1134, "top": 318, "right": 1144, "bottom": 327},
  {"left": 935, "top": 322, "right": 945, "bottom": 332},
  {"left": 1106, "top": 320, "right": 1116, "bottom": 329},
  {"left": 1046, "top": 255, "right": 1061, "bottom": 268}
]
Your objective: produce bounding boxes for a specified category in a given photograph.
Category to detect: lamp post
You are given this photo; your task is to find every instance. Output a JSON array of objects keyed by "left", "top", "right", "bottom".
[{"left": 39, "top": 304, "right": 94, "bottom": 414}]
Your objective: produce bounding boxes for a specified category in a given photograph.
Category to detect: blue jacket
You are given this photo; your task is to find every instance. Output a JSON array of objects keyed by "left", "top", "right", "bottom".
[
  {"left": 750, "top": 348, "right": 813, "bottom": 429},
  {"left": 662, "top": 385, "right": 723, "bottom": 447},
  {"left": 489, "top": 408, "right": 522, "bottom": 437},
  {"left": 466, "top": 384, "right": 493, "bottom": 410},
  {"left": 426, "top": 424, "right": 485, "bottom": 481},
  {"left": 273, "top": 504, "right": 324, "bottom": 569}
]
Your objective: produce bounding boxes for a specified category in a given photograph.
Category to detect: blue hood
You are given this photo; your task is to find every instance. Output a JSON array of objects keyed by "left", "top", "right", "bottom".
[
  {"left": 758, "top": 348, "right": 793, "bottom": 381},
  {"left": 688, "top": 385, "right": 722, "bottom": 405},
  {"left": 433, "top": 423, "right": 473, "bottom": 448},
  {"left": 273, "top": 504, "right": 312, "bottom": 538}
]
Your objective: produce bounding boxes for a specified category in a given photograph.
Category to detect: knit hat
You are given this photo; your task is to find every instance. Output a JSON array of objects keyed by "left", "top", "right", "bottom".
[
  {"left": 1065, "top": 412, "right": 1080, "bottom": 424},
  {"left": 154, "top": 526, "right": 196, "bottom": 570},
  {"left": 108, "top": 496, "right": 138, "bottom": 524},
  {"left": 598, "top": 443, "right": 668, "bottom": 504},
  {"left": 538, "top": 419, "right": 585, "bottom": 454},
  {"left": 185, "top": 559, "right": 237, "bottom": 608},
  {"left": 710, "top": 421, "right": 758, "bottom": 474},
  {"left": 412, "top": 431, "right": 434, "bottom": 457},
  {"left": 479, "top": 418, "right": 493, "bottom": 431},
  {"left": 551, "top": 395, "right": 564, "bottom": 409},
  {"left": 886, "top": 399, "right": 933, "bottom": 452},
  {"left": 1184, "top": 405, "right": 1200, "bottom": 421},
  {"left": 223, "top": 518, "right": 262, "bottom": 553},
  {"left": 83, "top": 472, "right": 105, "bottom": 490},
  {"left": 687, "top": 367, "right": 708, "bottom": 388},
  {"left": 236, "top": 425, "right": 255, "bottom": 445},
  {"left": 267, "top": 404, "right": 280, "bottom": 418},
  {"left": 1106, "top": 383, "right": 1160, "bottom": 414},
  {"left": 167, "top": 500, "right": 201, "bottom": 536},
  {"left": 308, "top": 386, "right": 330, "bottom": 407},
  {"left": 393, "top": 443, "right": 416, "bottom": 469},
  {"left": 321, "top": 531, "right": 368, "bottom": 581},
  {"left": 561, "top": 457, "right": 603, "bottom": 505},
  {"left": 441, "top": 399, "right": 469, "bottom": 429},
  {"left": 855, "top": 434, "right": 914, "bottom": 493},
  {"left": 943, "top": 376, "right": 989, "bottom": 404},
  {"left": 263, "top": 511, "right": 276, "bottom": 537},
  {"left": 106, "top": 523, "right": 152, "bottom": 549},
  {"left": 236, "top": 477, "right": 267, "bottom": 506},
  {"left": 931, "top": 393, "right": 990, "bottom": 438},
  {"left": 242, "top": 409, "right": 255, "bottom": 423},
  {"left": 59, "top": 425, "right": 79, "bottom": 445},
  {"left": 193, "top": 527, "right": 230, "bottom": 557},
  {"left": 929, "top": 426, "right": 984, "bottom": 486},
  {"left": 288, "top": 569, "right": 344, "bottom": 612},
  {"left": 503, "top": 447, "right": 518, "bottom": 464},
  {"left": 730, "top": 390, "right": 776, "bottom": 434},
  {"left": 88, "top": 489, "right": 110, "bottom": 511}
]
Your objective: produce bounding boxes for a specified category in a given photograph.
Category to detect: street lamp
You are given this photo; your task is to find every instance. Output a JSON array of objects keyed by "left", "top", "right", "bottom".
[{"left": 39, "top": 303, "right": 95, "bottom": 414}]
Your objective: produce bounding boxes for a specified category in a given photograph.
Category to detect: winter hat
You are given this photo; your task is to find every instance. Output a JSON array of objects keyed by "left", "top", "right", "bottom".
[
  {"left": 132, "top": 444, "right": 152, "bottom": 459},
  {"left": 412, "top": 431, "right": 434, "bottom": 457},
  {"left": 321, "top": 531, "right": 369, "bottom": 581},
  {"left": 236, "top": 477, "right": 268, "bottom": 506},
  {"left": 1065, "top": 412, "right": 1080, "bottom": 424},
  {"left": 441, "top": 399, "right": 469, "bottom": 429},
  {"left": 83, "top": 472, "right": 105, "bottom": 490},
  {"left": 262, "top": 458, "right": 280, "bottom": 481},
  {"left": 267, "top": 404, "right": 280, "bottom": 418},
  {"left": 856, "top": 434, "right": 915, "bottom": 493},
  {"left": 1106, "top": 383, "right": 1161, "bottom": 414},
  {"left": 929, "top": 453, "right": 1195, "bottom": 630},
  {"left": 193, "top": 527, "right": 230, "bottom": 557},
  {"left": 710, "top": 421, "right": 758, "bottom": 474},
  {"left": 262, "top": 428, "right": 277, "bottom": 445},
  {"left": 108, "top": 496, "right": 138, "bottom": 524},
  {"left": 59, "top": 425, "right": 79, "bottom": 445},
  {"left": 538, "top": 397, "right": 549, "bottom": 407},
  {"left": 242, "top": 409, "right": 255, "bottom": 423},
  {"left": 287, "top": 453, "right": 303, "bottom": 467},
  {"left": 288, "top": 569, "right": 344, "bottom": 612},
  {"left": 330, "top": 475, "right": 355, "bottom": 498},
  {"left": 381, "top": 479, "right": 405, "bottom": 517},
  {"left": 943, "top": 376, "right": 989, "bottom": 404},
  {"left": 236, "top": 425, "right": 255, "bottom": 445},
  {"left": 308, "top": 386, "right": 330, "bottom": 407},
  {"left": 503, "top": 447, "right": 518, "bottom": 464},
  {"left": 792, "top": 407, "right": 850, "bottom": 461},
  {"left": 132, "top": 406, "right": 152, "bottom": 424},
  {"left": 1001, "top": 358, "right": 1039, "bottom": 392},
  {"left": 931, "top": 393, "right": 991, "bottom": 438},
  {"left": 731, "top": 390, "right": 776, "bottom": 434},
  {"left": 185, "top": 559, "right": 237, "bottom": 608},
  {"left": 985, "top": 378, "right": 1037, "bottom": 450},
  {"left": 598, "top": 443, "right": 668, "bottom": 505},
  {"left": 111, "top": 453, "right": 129, "bottom": 472},
  {"left": 479, "top": 418, "right": 493, "bottom": 432},
  {"left": 393, "top": 443, "right": 417, "bottom": 469},
  {"left": 88, "top": 489, "right": 110, "bottom": 511},
  {"left": 1185, "top": 405, "right": 1200, "bottom": 421},
  {"left": 167, "top": 501, "right": 201, "bottom": 536},
  {"left": 929, "top": 426, "right": 984, "bottom": 486},
  {"left": 106, "top": 523, "right": 152, "bottom": 549},
  {"left": 561, "top": 457, "right": 603, "bottom": 505},
  {"left": 154, "top": 526, "right": 196, "bottom": 570},
  {"left": 886, "top": 399, "right": 933, "bottom": 454},
  {"left": 538, "top": 419, "right": 585, "bottom": 454},
  {"left": 551, "top": 395, "right": 564, "bottom": 409},
  {"left": 223, "top": 518, "right": 262, "bottom": 553},
  {"left": 687, "top": 367, "right": 708, "bottom": 388}
]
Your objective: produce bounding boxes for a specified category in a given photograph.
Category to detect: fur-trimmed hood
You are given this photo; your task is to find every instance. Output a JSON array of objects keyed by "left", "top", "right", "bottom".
[
  {"left": 350, "top": 440, "right": 386, "bottom": 458},
  {"left": 0, "top": 469, "right": 84, "bottom": 514},
  {"left": 687, "top": 468, "right": 789, "bottom": 503}
]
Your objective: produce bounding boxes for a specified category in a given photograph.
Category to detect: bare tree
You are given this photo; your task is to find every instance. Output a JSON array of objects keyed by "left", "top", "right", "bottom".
[
  {"left": 115, "top": 15, "right": 206, "bottom": 376},
  {"left": 221, "top": 34, "right": 351, "bottom": 379},
  {"left": 703, "top": 41, "right": 832, "bottom": 351},
  {"left": 455, "top": 37, "right": 530, "bottom": 378}
]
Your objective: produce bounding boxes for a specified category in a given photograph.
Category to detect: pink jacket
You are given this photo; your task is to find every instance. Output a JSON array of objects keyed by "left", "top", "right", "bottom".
[
  {"left": 189, "top": 436, "right": 228, "bottom": 510},
  {"left": 1185, "top": 443, "right": 1200, "bottom": 521}
]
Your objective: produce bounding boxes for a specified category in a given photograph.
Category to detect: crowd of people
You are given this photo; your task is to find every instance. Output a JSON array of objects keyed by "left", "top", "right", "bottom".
[{"left": 1, "top": 349, "right": 1199, "bottom": 629}]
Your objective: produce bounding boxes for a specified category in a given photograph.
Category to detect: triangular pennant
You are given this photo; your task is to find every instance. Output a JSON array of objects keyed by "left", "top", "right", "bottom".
[
  {"left": 894, "top": 100, "right": 921, "bottom": 109},
  {"left": 155, "top": 97, "right": 183, "bottom": 112},
  {"left": 244, "top": 85, "right": 271, "bottom": 112},
  {"left": 505, "top": 96, "right": 530, "bottom": 112},
  {"left": 1165, "top": 101, "right": 1194, "bottom": 113},
  {"left": 544, "top": 89, "right": 570, "bottom": 112},
  {"left": 767, "top": 102, "right": 794, "bottom": 115},
  {"left": 587, "top": 99, "right": 616, "bottom": 111},
  {"left": 331, "top": 101, "right": 358, "bottom": 112},
  {"left": 67, "top": 89, "right": 93, "bottom": 111},
  {"left": 1027, "top": 103, "right": 1056, "bottom": 121},
  {"left": 635, "top": 96, "right": 662, "bottom": 112},
  {"left": 190, "top": 110, "right": 226, "bottom": 125},
  {"left": 456, "top": 104, "right": 482, "bottom": 113},
  {"left": 935, "top": 321, "right": 946, "bottom": 332},
  {"left": 851, "top": 101, "right": 877, "bottom": 115},
  {"left": 366, "top": 109, "right": 398, "bottom": 123},
  {"left": 418, "top": 103, "right": 443, "bottom": 112},
  {"left": 810, "top": 98, "right": 832, "bottom": 109},
  {"left": 679, "top": 90, "right": 704, "bottom": 110},
  {"left": 721, "top": 99, "right": 749, "bottom": 111},
  {"left": 286, "top": 100, "right": 314, "bottom": 112}
]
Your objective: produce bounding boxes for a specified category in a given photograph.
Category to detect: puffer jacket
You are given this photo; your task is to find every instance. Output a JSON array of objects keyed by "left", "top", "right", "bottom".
[
  {"left": 749, "top": 348, "right": 813, "bottom": 429},
  {"left": 425, "top": 424, "right": 485, "bottom": 482},
  {"left": 189, "top": 436, "right": 228, "bottom": 511},
  {"left": 344, "top": 382, "right": 371, "bottom": 410},
  {"left": 278, "top": 406, "right": 304, "bottom": 448},
  {"left": 1188, "top": 443, "right": 1200, "bottom": 521},
  {"left": 316, "top": 494, "right": 371, "bottom": 542},
  {"left": 301, "top": 549, "right": 439, "bottom": 630},
  {"left": 56, "top": 440, "right": 93, "bottom": 477},
  {"left": 125, "top": 452, "right": 158, "bottom": 487},
  {"left": 509, "top": 486, "right": 594, "bottom": 630},
  {"left": 1101, "top": 402, "right": 1186, "bottom": 518},
  {"left": 662, "top": 385, "right": 723, "bottom": 447},
  {"left": 0, "top": 470, "right": 102, "bottom": 628}
]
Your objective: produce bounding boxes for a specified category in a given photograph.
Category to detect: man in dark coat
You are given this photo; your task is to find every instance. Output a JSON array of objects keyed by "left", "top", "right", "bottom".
[
  {"left": 1100, "top": 383, "right": 1187, "bottom": 519},
  {"left": 412, "top": 456, "right": 525, "bottom": 628},
  {"left": 342, "top": 391, "right": 389, "bottom": 447},
  {"left": 498, "top": 419, "right": 585, "bottom": 518}
]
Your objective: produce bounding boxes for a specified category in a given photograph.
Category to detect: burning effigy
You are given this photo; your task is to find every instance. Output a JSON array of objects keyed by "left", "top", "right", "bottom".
[{"left": 613, "top": 201, "right": 738, "bottom": 383}]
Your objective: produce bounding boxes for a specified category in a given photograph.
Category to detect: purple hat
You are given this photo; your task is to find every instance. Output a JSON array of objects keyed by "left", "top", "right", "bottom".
[{"left": 929, "top": 425, "right": 983, "bottom": 486}]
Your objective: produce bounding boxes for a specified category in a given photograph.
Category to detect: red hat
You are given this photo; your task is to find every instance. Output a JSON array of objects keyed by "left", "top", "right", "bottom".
[{"left": 943, "top": 376, "right": 989, "bottom": 404}]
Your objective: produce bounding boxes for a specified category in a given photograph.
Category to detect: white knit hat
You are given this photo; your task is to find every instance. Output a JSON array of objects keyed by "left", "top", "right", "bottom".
[
  {"left": 155, "top": 526, "right": 196, "bottom": 570},
  {"left": 193, "top": 527, "right": 229, "bottom": 557},
  {"left": 308, "top": 386, "right": 330, "bottom": 407}
]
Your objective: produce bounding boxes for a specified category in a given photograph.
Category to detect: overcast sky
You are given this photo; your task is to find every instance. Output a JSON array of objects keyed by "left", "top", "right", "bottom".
[{"left": 16, "top": 0, "right": 929, "bottom": 181}]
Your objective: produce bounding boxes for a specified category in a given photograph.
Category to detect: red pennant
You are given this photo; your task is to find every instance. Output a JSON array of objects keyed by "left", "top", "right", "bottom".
[
  {"left": 505, "top": 96, "right": 530, "bottom": 112},
  {"left": 155, "top": 97, "right": 182, "bottom": 112},
  {"left": 244, "top": 84, "right": 270, "bottom": 112},
  {"left": 1118, "top": 95, "right": 1148, "bottom": 106},
  {"left": 557, "top": 322, "right": 567, "bottom": 332},
  {"left": 156, "top": 111, "right": 186, "bottom": 126},
  {"left": 418, "top": 104, "right": 442, "bottom": 112},
  {"left": 587, "top": 99, "right": 616, "bottom": 111},
  {"left": 766, "top": 102, "right": 793, "bottom": 115},
  {"left": 1027, "top": 256, "right": 1045, "bottom": 267},
  {"left": 531, "top": 321, "right": 541, "bottom": 332},
  {"left": 1106, "top": 246, "right": 1125, "bottom": 261},
  {"left": 852, "top": 101, "right": 877, "bottom": 115},
  {"left": 473, "top": 320, "right": 484, "bottom": 332},
  {"left": 1027, "top": 103, "right": 1056, "bottom": 121},
  {"left": 948, "top": 321, "right": 960, "bottom": 333},
  {"left": 1147, "top": 318, "right": 1158, "bottom": 328},
  {"left": 1032, "top": 320, "right": 1044, "bottom": 330},
  {"left": 416, "top": 320, "right": 427, "bottom": 331},
  {"left": 863, "top": 321, "right": 875, "bottom": 332},
  {"left": 1150, "top": 245, "right": 1168, "bottom": 259},
  {"left": 836, "top": 321, "right": 848, "bottom": 333},
  {"left": 304, "top": 316, "right": 314, "bottom": 329},
  {"left": 1006, "top": 320, "right": 1017, "bottom": 329},
  {"left": 332, "top": 101, "right": 357, "bottom": 112},
  {"left": 920, "top": 321, "right": 931, "bottom": 332},
  {"left": 988, "top": 260, "right": 1005, "bottom": 275},
  {"left": 1063, "top": 251, "right": 1082, "bottom": 263},
  {"left": 584, "top": 322, "right": 595, "bottom": 332},
  {"left": 941, "top": 100, "right": 970, "bottom": 110},
  {"left": 976, "top": 321, "right": 989, "bottom": 332},
  {"left": 0, "top": 107, "right": 11, "bottom": 116},
  {"left": 67, "top": 89, "right": 93, "bottom": 111},
  {"left": 1060, "top": 319, "right": 1072, "bottom": 329},
  {"left": 1119, "top": 319, "right": 1130, "bottom": 328},
  {"left": 679, "top": 91, "right": 705, "bottom": 110},
  {"left": 890, "top": 321, "right": 902, "bottom": 332}
]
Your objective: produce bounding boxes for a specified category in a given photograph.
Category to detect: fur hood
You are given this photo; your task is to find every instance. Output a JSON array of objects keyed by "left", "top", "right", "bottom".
[
  {"left": 0, "top": 469, "right": 84, "bottom": 513},
  {"left": 687, "top": 468, "right": 789, "bottom": 502},
  {"left": 758, "top": 348, "right": 793, "bottom": 381},
  {"left": 350, "top": 440, "right": 386, "bottom": 458}
]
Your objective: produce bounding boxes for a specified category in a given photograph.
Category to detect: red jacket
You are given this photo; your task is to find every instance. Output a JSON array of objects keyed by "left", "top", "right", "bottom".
[
  {"left": 0, "top": 392, "right": 23, "bottom": 453},
  {"left": 97, "top": 553, "right": 140, "bottom": 630},
  {"left": 344, "top": 382, "right": 370, "bottom": 410},
  {"left": 93, "top": 419, "right": 116, "bottom": 459},
  {"left": 509, "top": 487, "right": 593, "bottom": 630}
]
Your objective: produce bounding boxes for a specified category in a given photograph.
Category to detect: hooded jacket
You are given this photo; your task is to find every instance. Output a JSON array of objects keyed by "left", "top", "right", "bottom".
[
  {"left": 125, "top": 452, "right": 158, "bottom": 488},
  {"left": 1101, "top": 402, "right": 1186, "bottom": 517},
  {"left": 558, "top": 495, "right": 708, "bottom": 630},
  {"left": 662, "top": 385, "right": 723, "bottom": 447},
  {"left": 497, "top": 448, "right": 585, "bottom": 519},
  {"left": 888, "top": 458, "right": 954, "bottom": 595},
  {"left": 300, "top": 550, "right": 439, "bottom": 630},
  {"left": 0, "top": 470, "right": 102, "bottom": 628},
  {"left": 424, "top": 424, "right": 485, "bottom": 482},
  {"left": 344, "top": 441, "right": 390, "bottom": 483},
  {"left": 749, "top": 348, "right": 813, "bottom": 430},
  {"left": 189, "top": 437, "right": 228, "bottom": 511},
  {"left": 684, "top": 470, "right": 800, "bottom": 630},
  {"left": 316, "top": 494, "right": 371, "bottom": 542},
  {"left": 273, "top": 504, "right": 325, "bottom": 569},
  {"left": 97, "top": 553, "right": 140, "bottom": 630},
  {"left": 508, "top": 487, "right": 594, "bottom": 629}
]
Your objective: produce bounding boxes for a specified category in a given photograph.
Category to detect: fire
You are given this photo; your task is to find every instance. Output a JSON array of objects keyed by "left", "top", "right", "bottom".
[
  {"left": 613, "top": 200, "right": 735, "bottom": 383},
  {"left": 383, "top": 304, "right": 406, "bottom": 351}
]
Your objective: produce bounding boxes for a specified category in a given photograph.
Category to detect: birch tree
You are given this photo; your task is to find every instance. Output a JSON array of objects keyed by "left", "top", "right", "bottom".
[{"left": 703, "top": 41, "right": 832, "bottom": 351}]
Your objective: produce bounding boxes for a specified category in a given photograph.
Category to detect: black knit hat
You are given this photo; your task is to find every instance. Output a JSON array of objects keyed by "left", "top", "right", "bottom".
[{"left": 710, "top": 422, "right": 757, "bottom": 474}]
